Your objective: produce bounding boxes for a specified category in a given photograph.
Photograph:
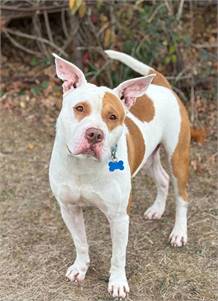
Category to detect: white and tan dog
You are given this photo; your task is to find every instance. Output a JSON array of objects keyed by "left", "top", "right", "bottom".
[{"left": 49, "top": 50, "right": 190, "bottom": 298}]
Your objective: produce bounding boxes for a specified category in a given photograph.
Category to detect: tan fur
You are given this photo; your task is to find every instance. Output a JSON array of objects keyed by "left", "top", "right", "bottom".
[
  {"left": 149, "top": 70, "right": 172, "bottom": 89},
  {"left": 73, "top": 102, "right": 91, "bottom": 121},
  {"left": 130, "top": 95, "right": 155, "bottom": 122},
  {"left": 171, "top": 97, "right": 191, "bottom": 201},
  {"left": 102, "top": 92, "right": 125, "bottom": 131},
  {"left": 125, "top": 117, "right": 145, "bottom": 175}
]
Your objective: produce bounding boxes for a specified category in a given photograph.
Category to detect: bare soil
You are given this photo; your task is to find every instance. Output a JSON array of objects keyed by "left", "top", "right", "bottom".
[{"left": 0, "top": 109, "right": 217, "bottom": 301}]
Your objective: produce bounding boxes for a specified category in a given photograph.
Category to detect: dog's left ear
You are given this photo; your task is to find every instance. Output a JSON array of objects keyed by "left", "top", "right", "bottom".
[
  {"left": 53, "top": 53, "right": 87, "bottom": 94},
  {"left": 114, "top": 74, "right": 155, "bottom": 109}
]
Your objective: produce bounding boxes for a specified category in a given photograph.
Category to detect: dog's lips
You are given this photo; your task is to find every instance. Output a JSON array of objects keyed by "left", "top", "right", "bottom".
[
  {"left": 78, "top": 143, "right": 102, "bottom": 160},
  {"left": 68, "top": 140, "right": 103, "bottom": 160}
]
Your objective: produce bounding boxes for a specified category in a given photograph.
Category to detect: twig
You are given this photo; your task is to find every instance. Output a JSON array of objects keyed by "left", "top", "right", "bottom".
[
  {"left": 190, "top": 0, "right": 194, "bottom": 38},
  {"left": 61, "top": 8, "right": 69, "bottom": 38},
  {"left": 62, "top": 15, "right": 80, "bottom": 51},
  {"left": 176, "top": 0, "right": 185, "bottom": 21},
  {"left": 3, "top": 31, "right": 40, "bottom": 57},
  {"left": 43, "top": 10, "right": 54, "bottom": 43},
  {"left": 173, "top": 86, "right": 189, "bottom": 102},
  {"left": 167, "top": 75, "right": 192, "bottom": 81},
  {"left": 97, "top": 22, "right": 110, "bottom": 38},
  {"left": 193, "top": 43, "right": 218, "bottom": 49},
  {"left": 109, "top": 0, "right": 116, "bottom": 48},
  {"left": 190, "top": 76, "right": 195, "bottom": 123},
  {"left": 68, "top": 14, "right": 83, "bottom": 68},
  {"left": 77, "top": 46, "right": 103, "bottom": 54},
  {"left": 1, "top": 4, "right": 68, "bottom": 13},
  {"left": 3, "top": 28, "right": 68, "bottom": 57},
  {"left": 1, "top": 4, "right": 68, "bottom": 24},
  {"left": 148, "top": 3, "right": 165, "bottom": 23},
  {"left": 164, "top": 0, "right": 173, "bottom": 16},
  {"left": 33, "top": 14, "right": 48, "bottom": 56},
  {"left": 90, "top": 61, "right": 111, "bottom": 82},
  {"left": 86, "top": 13, "right": 113, "bottom": 86},
  {"left": 166, "top": 67, "right": 192, "bottom": 82}
]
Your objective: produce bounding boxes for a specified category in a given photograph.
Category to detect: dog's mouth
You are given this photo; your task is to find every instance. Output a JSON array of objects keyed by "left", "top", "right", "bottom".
[{"left": 67, "top": 143, "right": 103, "bottom": 160}]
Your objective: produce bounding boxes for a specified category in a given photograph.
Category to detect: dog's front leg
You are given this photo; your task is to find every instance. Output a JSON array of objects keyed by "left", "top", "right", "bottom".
[
  {"left": 60, "top": 204, "right": 90, "bottom": 283},
  {"left": 107, "top": 213, "right": 129, "bottom": 298}
]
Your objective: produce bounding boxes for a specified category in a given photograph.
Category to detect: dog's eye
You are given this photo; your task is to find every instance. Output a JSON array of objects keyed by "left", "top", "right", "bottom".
[
  {"left": 109, "top": 114, "right": 117, "bottom": 120},
  {"left": 75, "top": 105, "right": 84, "bottom": 112}
]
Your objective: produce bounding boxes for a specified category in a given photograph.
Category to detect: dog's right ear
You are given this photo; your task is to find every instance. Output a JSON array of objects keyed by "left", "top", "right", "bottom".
[{"left": 53, "top": 53, "right": 87, "bottom": 94}]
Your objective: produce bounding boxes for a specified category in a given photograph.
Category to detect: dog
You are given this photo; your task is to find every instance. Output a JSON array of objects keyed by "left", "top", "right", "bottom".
[{"left": 49, "top": 50, "right": 191, "bottom": 298}]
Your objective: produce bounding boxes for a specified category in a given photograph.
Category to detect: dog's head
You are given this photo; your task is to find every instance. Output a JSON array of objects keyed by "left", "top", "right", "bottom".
[{"left": 54, "top": 53, "right": 155, "bottom": 161}]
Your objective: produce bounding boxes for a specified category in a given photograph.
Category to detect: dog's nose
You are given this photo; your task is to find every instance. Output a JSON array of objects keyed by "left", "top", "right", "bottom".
[{"left": 85, "top": 128, "right": 104, "bottom": 144}]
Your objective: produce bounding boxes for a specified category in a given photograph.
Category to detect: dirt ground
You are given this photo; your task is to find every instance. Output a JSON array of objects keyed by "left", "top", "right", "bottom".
[{"left": 0, "top": 108, "right": 217, "bottom": 301}]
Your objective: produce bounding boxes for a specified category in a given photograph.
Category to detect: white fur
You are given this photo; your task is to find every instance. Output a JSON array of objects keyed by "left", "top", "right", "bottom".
[
  {"left": 49, "top": 52, "right": 189, "bottom": 298},
  {"left": 49, "top": 81, "right": 131, "bottom": 298},
  {"left": 144, "top": 150, "right": 169, "bottom": 219}
]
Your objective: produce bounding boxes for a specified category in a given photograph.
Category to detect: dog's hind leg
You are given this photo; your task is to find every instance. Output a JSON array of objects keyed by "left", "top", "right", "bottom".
[
  {"left": 144, "top": 149, "right": 169, "bottom": 220},
  {"left": 169, "top": 134, "right": 190, "bottom": 247},
  {"left": 167, "top": 99, "right": 191, "bottom": 247}
]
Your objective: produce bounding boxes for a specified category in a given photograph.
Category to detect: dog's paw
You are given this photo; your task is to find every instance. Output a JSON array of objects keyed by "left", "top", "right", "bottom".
[
  {"left": 108, "top": 273, "right": 129, "bottom": 299},
  {"left": 169, "top": 225, "right": 187, "bottom": 247},
  {"left": 66, "top": 262, "right": 88, "bottom": 283},
  {"left": 144, "top": 201, "right": 165, "bottom": 220}
]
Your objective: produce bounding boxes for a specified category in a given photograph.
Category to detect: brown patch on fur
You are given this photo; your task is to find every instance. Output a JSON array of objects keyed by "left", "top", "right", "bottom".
[
  {"left": 73, "top": 102, "right": 91, "bottom": 121},
  {"left": 171, "top": 97, "right": 190, "bottom": 201},
  {"left": 125, "top": 117, "right": 145, "bottom": 175},
  {"left": 149, "top": 70, "right": 172, "bottom": 89},
  {"left": 130, "top": 95, "right": 155, "bottom": 122},
  {"left": 102, "top": 92, "right": 125, "bottom": 131}
]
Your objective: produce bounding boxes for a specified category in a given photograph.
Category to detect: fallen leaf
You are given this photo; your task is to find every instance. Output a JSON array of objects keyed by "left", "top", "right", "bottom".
[
  {"left": 27, "top": 143, "right": 34, "bottom": 150},
  {"left": 104, "top": 28, "right": 112, "bottom": 48}
]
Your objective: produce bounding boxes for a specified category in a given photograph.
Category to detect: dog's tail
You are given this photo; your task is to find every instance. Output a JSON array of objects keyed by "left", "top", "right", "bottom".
[
  {"left": 105, "top": 49, "right": 153, "bottom": 75},
  {"left": 105, "top": 49, "right": 171, "bottom": 89}
]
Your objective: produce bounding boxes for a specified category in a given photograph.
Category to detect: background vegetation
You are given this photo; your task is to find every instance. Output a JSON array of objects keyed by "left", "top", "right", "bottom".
[{"left": 1, "top": 0, "right": 217, "bottom": 126}]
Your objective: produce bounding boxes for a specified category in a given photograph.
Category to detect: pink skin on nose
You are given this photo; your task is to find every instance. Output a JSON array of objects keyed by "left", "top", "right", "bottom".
[{"left": 73, "top": 136, "right": 103, "bottom": 160}]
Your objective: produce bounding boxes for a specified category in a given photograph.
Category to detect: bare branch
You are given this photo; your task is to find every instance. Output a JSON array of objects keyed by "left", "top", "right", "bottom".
[
  {"left": 148, "top": 3, "right": 165, "bottom": 23},
  {"left": 61, "top": 9, "right": 69, "bottom": 38},
  {"left": 193, "top": 43, "right": 218, "bottom": 49},
  {"left": 177, "top": 0, "right": 185, "bottom": 21},
  {"left": 164, "top": 0, "right": 173, "bottom": 16},
  {"left": 173, "top": 86, "right": 189, "bottom": 103},
  {"left": 190, "top": 76, "right": 196, "bottom": 123},
  {"left": 33, "top": 14, "right": 48, "bottom": 56},
  {"left": 3, "top": 28, "right": 68, "bottom": 57},
  {"left": 3, "top": 31, "right": 40, "bottom": 57},
  {"left": 90, "top": 61, "right": 111, "bottom": 82},
  {"left": 43, "top": 10, "right": 54, "bottom": 43}
]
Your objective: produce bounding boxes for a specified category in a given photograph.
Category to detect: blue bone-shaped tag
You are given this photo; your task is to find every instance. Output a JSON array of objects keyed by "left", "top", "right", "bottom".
[{"left": 108, "top": 160, "right": 124, "bottom": 172}]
